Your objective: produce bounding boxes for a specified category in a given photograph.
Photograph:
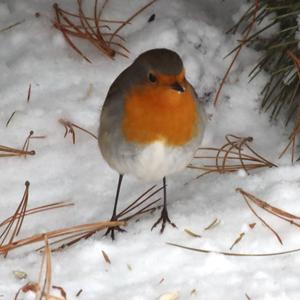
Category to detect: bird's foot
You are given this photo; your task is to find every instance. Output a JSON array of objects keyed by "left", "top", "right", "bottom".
[
  {"left": 105, "top": 217, "right": 126, "bottom": 240},
  {"left": 151, "top": 207, "right": 176, "bottom": 233}
]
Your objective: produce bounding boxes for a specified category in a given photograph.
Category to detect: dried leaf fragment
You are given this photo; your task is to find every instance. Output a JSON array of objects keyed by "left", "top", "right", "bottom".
[
  {"left": 184, "top": 228, "right": 201, "bottom": 238},
  {"left": 190, "top": 289, "right": 197, "bottom": 295},
  {"left": 101, "top": 250, "right": 111, "bottom": 264},
  {"left": 14, "top": 281, "right": 40, "bottom": 299},
  {"left": 249, "top": 223, "right": 256, "bottom": 229}
]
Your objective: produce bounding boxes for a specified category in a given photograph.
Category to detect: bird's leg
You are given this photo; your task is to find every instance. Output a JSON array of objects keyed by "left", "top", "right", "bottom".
[
  {"left": 105, "top": 174, "right": 126, "bottom": 240},
  {"left": 151, "top": 177, "right": 177, "bottom": 233}
]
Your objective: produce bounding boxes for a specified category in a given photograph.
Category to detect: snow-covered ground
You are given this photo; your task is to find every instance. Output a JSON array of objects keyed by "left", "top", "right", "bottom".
[{"left": 1, "top": 0, "right": 300, "bottom": 299}]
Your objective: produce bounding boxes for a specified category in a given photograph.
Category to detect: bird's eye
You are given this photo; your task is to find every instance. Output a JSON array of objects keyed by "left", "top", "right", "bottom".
[{"left": 148, "top": 73, "right": 157, "bottom": 83}]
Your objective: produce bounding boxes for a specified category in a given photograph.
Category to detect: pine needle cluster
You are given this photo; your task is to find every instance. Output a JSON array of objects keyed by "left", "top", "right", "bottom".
[{"left": 228, "top": 0, "right": 300, "bottom": 124}]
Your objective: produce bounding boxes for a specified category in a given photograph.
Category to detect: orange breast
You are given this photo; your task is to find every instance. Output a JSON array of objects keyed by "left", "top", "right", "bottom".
[{"left": 122, "top": 84, "right": 198, "bottom": 146}]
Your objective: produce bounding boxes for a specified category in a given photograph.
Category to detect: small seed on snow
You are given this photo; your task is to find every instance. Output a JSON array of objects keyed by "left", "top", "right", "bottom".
[
  {"left": 13, "top": 270, "right": 27, "bottom": 280},
  {"left": 158, "top": 291, "right": 179, "bottom": 300}
]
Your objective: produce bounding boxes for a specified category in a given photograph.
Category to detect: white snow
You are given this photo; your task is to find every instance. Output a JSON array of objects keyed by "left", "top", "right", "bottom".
[{"left": 1, "top": 0, "right": 300, "bottom": 299}]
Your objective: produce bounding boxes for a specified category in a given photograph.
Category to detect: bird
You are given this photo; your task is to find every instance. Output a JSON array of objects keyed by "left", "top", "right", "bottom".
[{"left": 98, "top": 48, "right": 206, "bottom": 239}]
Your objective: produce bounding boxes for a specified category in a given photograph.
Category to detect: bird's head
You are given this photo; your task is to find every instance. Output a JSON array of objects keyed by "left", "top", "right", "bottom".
[{"left": 133, "top": 48, "right": 186, "bottom": 95}]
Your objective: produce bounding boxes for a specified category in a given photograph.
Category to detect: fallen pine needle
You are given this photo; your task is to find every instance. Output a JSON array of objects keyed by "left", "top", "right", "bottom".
[
  {"left": 0, "top": 221, "right": 125, "bottom": 255},
  {"left": 27, "top": 83, "right": 31, "bottom": 102},
  {"left": 59, "top": 118, "right": 97, "bottom": 144},
  {"left": 167, "top": 242, "right": 300, "bottom": 257},
  {"left": 236, "top": 188, "right": 300, "bottom": 245},
  {"left": 0, "top": 201, "right": 73, "bottom": 228},
  {"left": 229, "top": 232, "right": 245, "bottom": 250},
  {"left": 52, "top": 286, "right": 67, "bottom": 299},
  {"left": 0, "top": 181, "right": 30, "bottom": 257},
  {"left": 76, "top": 289, "right": 83, "bottom": 297},
  {"left": 204, "top": 218, "right": 220, "bottom": 230},
  {"left": 241, "top": 192, "right": 283, "bottom": 245},
  {"left": 213, "top": 0, "right": 259, "bottom": 106},
  {"left": 5, "top": 111, "right": 17, "bottom": 127},
  {"left": 0, "top": 20, "right": 25, "bottom": 33},
  {"left": 190, "top": 134, "right": 276, "bottom": 182},
  {"left": 0, "top": 144, "right": 35, "bottom": 158}
]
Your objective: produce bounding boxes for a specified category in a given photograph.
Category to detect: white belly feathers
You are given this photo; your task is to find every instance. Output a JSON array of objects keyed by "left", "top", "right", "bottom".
[{"left": 108, "top": 141, "right": 195, "bottom": 181}]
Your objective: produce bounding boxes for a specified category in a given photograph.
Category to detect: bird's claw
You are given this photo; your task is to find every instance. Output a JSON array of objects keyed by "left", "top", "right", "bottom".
[
  {"left": 151, "top": 208, "right": 176, "bottom": 233},
  {"left": 105, "top": 223, "right": 127, "bottom": 240}
]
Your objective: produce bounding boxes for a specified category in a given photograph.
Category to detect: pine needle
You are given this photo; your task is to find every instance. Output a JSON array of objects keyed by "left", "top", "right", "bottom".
[
  {"left": 236, "top": 188, "right": 300, "bottom": 245},
  {"left": 214, "top": 0, "right": 259, "bottom": 105},
  {"left": 167, "top": 242, "right": 300, "bottom": 257},
  {"left": 0, "top": 181, "right": 30, "bottom": 257},
  {"left": 0, "top": 144, "right": 35, "bottom": 158},
  {"left": 204, "top": 218, "right": 221, "bottom": 230},
  {"left": 59, "top": 118, "right": 97, "bottom": 144},
  {"left": 53, "top": 0, "right": 157, "bottom": 61},
  {"left": 189, "top": 134, "right": 276, "bottom": 181}
]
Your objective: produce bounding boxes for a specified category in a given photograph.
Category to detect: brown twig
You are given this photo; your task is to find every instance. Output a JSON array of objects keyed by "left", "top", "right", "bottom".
[
  {"left": 59, "top": 118, "right": 97, "bottom": 144},
  {"left": 214, "top": 0, "right": 260, "bottom": 106}
]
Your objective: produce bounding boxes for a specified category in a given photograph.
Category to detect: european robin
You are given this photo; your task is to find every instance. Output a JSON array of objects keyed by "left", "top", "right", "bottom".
[{"left": 98, "top": 48, "right": 206, "bottom": 239}]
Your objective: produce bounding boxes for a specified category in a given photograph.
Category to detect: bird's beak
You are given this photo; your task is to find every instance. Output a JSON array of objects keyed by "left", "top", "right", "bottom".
[{"left": 170, "top": 82, "right": 185, "bottom": 93}]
